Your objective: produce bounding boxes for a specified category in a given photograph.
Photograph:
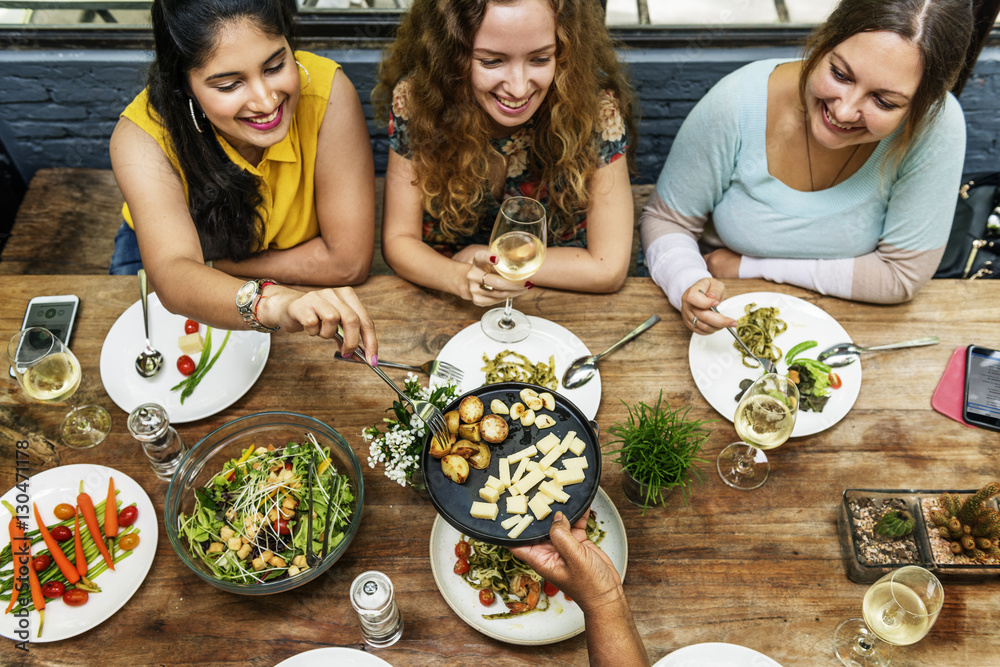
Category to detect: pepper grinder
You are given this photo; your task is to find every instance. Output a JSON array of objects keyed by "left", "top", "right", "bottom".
[{"left": 127, "top": 403, "right": 187, "bottom": 481}]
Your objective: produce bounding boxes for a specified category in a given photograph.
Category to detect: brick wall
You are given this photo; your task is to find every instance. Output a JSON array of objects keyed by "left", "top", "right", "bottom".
[{"left": 1, "top": 46, "right": 999, "bottom": 186}]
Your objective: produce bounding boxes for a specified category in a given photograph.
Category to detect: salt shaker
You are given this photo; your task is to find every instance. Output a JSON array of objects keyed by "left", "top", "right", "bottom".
[
  {"left": 350, "top": 570, "right": 403, "bottom": 648},
  {"left": 127, "top": 403, "right": 187, "bottom": 481}
]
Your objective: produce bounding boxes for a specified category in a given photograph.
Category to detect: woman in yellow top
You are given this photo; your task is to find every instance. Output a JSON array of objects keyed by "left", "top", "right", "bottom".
[{"left": 110, "top": 0, "right": 377, "bottom": 356}]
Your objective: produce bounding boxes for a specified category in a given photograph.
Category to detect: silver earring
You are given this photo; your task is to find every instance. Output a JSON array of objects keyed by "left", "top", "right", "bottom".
[
  {"left": 188, "top": 97, "right": 203, "bottom": 134},
  {"left": 272, "top": 92, "right": 278, "bottom": 101},
  {"left": 296, "top": 59, "right": 310, "bottom": 88}
]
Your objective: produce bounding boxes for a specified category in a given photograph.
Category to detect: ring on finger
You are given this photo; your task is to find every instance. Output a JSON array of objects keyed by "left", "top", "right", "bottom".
[
  {"left": 481, "top": 274, "right": 494, "bottom": 291},
  {"left": 692, "top": 315, "right": 699, "bottom": 327}
]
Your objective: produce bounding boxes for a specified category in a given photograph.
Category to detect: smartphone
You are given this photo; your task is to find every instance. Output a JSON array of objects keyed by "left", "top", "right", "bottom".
[
  {"left": 9, "top": 294, "right": 80, "bottom": 378},
  {"left": 964, "top": 345, "right": 1000, "bottom": 432}
]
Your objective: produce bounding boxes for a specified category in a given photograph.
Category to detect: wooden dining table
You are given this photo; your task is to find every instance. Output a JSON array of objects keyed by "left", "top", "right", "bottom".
[{"left": 1, "top": 275, "right": 997, "bottom": 666}]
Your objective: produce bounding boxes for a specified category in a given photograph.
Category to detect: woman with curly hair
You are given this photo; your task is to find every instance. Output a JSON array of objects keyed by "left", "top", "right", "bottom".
[
  {"left": 109, "top": 0, "right": 377, "bottom": 356},
  {"left": 640, "top": 0, "right": 973, "bottom": 335},
  {"left": 374, "top": 0, "right": 637, "bottom": 305}
]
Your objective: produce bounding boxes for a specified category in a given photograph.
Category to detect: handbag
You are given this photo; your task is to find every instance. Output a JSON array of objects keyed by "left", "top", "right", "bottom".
[{"left": 934, "top": 172, "right": 1000, "bottom": 279}]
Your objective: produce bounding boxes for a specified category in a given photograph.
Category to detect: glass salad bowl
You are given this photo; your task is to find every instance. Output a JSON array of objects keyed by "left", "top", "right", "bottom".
[{"left": 165, "top": 411, "right": 364, "bottom": 595}]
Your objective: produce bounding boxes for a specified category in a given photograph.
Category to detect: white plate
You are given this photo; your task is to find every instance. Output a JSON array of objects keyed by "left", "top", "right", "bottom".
[
  {"left": 435, "top": 316, "right": 601, "bottom": 420},
  {"left": 100, "top": 293, "right": 270, "bottom": 423},
  {"left": 273, "top": 647, "right": 393, "bottom": 667},
  {"left": 0, "top": 464, "right": 158, "bottom": 643},
  {"left": 654, "top": 642, "right": 783, "bottom": 666},
  {"left": 429, "top": 486, "right": 627, "bottom": 645},
  {"left": 688, "top": 292, "right": 862, "bottom": 437}
]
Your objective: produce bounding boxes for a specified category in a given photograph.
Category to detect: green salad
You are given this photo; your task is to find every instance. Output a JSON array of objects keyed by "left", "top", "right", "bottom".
[{"left": 178, "top": 434, "right": 354, "bottom": 584}]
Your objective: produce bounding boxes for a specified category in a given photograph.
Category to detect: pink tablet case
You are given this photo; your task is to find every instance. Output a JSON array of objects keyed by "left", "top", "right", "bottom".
[{"left": 931, "top": 346, "right": 977, "bottom": 428}]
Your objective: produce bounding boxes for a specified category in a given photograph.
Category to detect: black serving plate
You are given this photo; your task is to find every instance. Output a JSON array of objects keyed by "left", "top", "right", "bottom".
[{"left": 422, "top": 382, "right": 601, "bottom": 547}]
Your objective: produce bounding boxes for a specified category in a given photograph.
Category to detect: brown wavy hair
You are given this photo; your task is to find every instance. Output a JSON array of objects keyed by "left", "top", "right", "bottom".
[
  {"left": 799, "top": 0, "right": 973, "bottom": 169},
  {"left": 373, "top": 0, "right": 636, "bottom": 241}
]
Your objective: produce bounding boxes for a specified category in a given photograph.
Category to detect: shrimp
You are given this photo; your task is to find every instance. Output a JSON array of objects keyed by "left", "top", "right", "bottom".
[{"left": 505, "top": 573, "right": 541, "bottom": 614}]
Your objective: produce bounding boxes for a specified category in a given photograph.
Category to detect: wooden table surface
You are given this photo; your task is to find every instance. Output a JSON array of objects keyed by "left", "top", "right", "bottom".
[{"left": 1, "top": 275, "right": 997, "bottom": 666}]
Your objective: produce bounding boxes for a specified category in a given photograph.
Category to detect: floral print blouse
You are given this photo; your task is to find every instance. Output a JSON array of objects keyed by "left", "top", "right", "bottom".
[{"left": 388, "top": 80, "right": 629, "bottom": 257}]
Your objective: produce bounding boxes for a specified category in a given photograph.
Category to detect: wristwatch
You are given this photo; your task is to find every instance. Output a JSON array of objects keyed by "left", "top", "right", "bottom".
[{"left": 236, "top": 278, "right": 280, "bottom": 332}]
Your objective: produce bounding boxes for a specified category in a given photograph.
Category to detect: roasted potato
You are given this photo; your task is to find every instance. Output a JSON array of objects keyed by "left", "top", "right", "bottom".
[
  {"left": 520, "top": 409, "right": 536, "bottom": 427},
  {"left": 441, "top": 454, "right": 470, "bottom": 484},
  {"left": 490, "top": 399, "right": 509, "bottom": 415},
  {"left": 459, "top": 396, "right": 484, "bottom": 424},
  {"left": 479, "top": 414, "right": 509, "bottom": 444},
  {"left": 525, "top": 396, "right": 543, "bottom": 411},
  {"left": 469, "top": 443, "right": 492, "bottom": 470},
  {"left": 519, "top": 387, "right": 539, "bottom": 403},
  {"left": 510, "top": 402, "right": 526, "bottom": 419},
  {"left": 451, "top": 439, "right": 480, "bottom": 459},
  {"left": 539, "top": 392, "right": 556, "bottom": 411},
  {"left": 444, "top": 410, "right": 460, "bottom": 435},
  {"left": 534, "top": 414, "right": 556, "bottom": 429},
  {"left": 456, "top": 423, "right": 480, "bottom": 442},
  {"left": 429, "top": 432, "right": 455, "bottom": 459}
]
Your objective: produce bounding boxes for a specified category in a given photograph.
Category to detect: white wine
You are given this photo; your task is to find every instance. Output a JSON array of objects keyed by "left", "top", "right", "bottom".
[
  {"left": 862, "top": 580, "right": 933, "bottom": 646},
  {"left": 491, "top": 231, "right": 545, "bottom": 282},
  {"left": 735, "top": 393, "right": 793, "bottom": 449},
  {"left": 20, "top": 352, "right": 81, "bottom": 403}
]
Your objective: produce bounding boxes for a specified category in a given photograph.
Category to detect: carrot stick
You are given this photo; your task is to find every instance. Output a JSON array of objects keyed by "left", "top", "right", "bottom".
[
  {"left": 26, "top": 554, "right": 45, "bottom": 637},
  {"left": 32, "top": 503, "right": 101, "bottom": 593},
  {"left": 105, "top": 478, "right": 118, "bottom": 561},
  {"left": 77, "top": 482, "right": 114, "bottom": 571},
  {"left": 3, "top": 501, "right": 27, "bottom": 614},
  {"left": 73, "top": 508, "right": 87, "bottom": 577}
]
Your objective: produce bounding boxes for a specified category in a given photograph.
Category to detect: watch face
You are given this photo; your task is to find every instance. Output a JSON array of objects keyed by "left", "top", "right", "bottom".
[{"left": 236, "top": 280, "right": 257, "bottom": 307}]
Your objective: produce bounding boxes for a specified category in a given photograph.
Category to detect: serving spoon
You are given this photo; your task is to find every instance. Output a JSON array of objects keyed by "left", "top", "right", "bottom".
[
  {"left": 135, "top": 269, "right": 164, "bottom": 378},
  {"left": 562, "top": 315, "right": 660, "bottom": 389},
  {"left": 817, "top": 336, "right": 939, "bottom": 368}
]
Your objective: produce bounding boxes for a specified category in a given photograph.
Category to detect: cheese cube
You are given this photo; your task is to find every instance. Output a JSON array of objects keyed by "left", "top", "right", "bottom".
[
  {"left": 506, "top": 495, "right": 528, "bottom": 514},
  {"left": 557, "top": 440, "right": 571, "bottom": 455},
  {"left": 511, "top": 457, "right": 529, "bottom": 485},
  {"left": 554, "top": 467, "right": 586, "bottom": 486},
  {"left": 539, "top": 480, "right": 570, "bottom": 503},
  {"left": 485, "top": 475, "right": 503, "bottom": 490},
  {"left": 500, "top": 458, "right": 511, "bottom": 488},
  {"left": 537, "top": 446, "right": 564, "bottom": 472},
  {"left": 479, "top": 486, "right": 500, "bottom": 503},
  {"left": 562, "top": 456, "right": 589, "bottom": 470},
  {"left": 470, "top": 501, "right": 499, "bottom": 520},
  {"left": 532, "top": 491, "right": 554, "bottom": 506},
  {"left": 528, "top": 494, "right": 553, "bottom": 520},
  {"left": 178, "top": 332, "right": 204, "bottom": 355},
  {"left": 508, "top": 515, "right": 534, "bottom": 539},
  {"left": 507, "top": 445, "right": 538, "bottom": 464},
  {"left": 500, "top": 515, "right": 521, "bottom": 530},
  {"left": 560, "top": 430, "right": 577, "bottom": 450},
  {"left": 513, "top": 468, "right": 547, "bottom": 496},
  {"left": 535, "top": 433, "right": 561, "bottom": 455},
  {"left": 567, "top": 434, "right": 586, "bottom": 456},
  {"left": 526, "top": 460, "right": 539, "bottom": 472}
]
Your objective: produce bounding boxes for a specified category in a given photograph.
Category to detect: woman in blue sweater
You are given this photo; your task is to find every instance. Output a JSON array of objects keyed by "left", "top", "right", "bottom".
[{"left": 639, "top": 0, "right": 974, "bottom": 333}]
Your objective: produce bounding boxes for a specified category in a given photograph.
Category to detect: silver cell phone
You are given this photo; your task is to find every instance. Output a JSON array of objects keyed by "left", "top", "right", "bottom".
[{"left": 9, "top": 294, "right": 80, "bottom": 378}]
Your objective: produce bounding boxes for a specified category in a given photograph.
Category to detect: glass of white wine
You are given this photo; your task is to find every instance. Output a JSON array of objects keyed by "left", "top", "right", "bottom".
[
  {"left": 834, "top": 566, "right": 943, "bottom": 666},
  {"left": 7, "top": 327, "right": 111, "bottom": 449},
  {"left": 481, "top": 196, "right": 547, "bottom": 344},
  {"left": 717, "top": 372, "right": 798, "bottom": 490}
]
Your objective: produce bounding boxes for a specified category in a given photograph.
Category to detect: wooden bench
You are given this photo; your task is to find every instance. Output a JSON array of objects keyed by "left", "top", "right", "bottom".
[{"left": 0, "top": 167, "right": 653, "bottom": 276}]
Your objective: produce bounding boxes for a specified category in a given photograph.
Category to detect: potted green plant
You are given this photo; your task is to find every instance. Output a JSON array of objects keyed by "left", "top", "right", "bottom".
[{"left": 604, "top": 391, "right": 712, "bottom": 510}]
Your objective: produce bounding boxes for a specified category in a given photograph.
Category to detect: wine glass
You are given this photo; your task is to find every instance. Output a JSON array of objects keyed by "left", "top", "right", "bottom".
[
  {"left": 717, "top": 372, "right": 798, "bottom": 490},
  {"left": 834, "top": 566, "right": 943, "bottom": 666},
  {"left": 7, "top": 327, "right": 111, "bottom": 449},
  {"left": 481, "top": 196, "right": 547, "bottom": 344}
]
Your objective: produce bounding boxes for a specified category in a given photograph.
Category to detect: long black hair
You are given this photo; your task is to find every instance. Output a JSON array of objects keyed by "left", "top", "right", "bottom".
[{"left": 147, "top": 0, "right": 295, "bottom": 261}]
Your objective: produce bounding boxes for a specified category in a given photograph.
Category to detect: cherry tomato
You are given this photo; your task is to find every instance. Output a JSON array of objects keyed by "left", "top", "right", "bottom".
[
  {"left": 53, "top": 503, "right": 76, "bottom": 520},
  {"left": 184, "top": 319, "right": 200, "bottom": 334},
  {"left": 564, "top": 593, "right": 573, "bottom": 602},
  {"left": 32, "top": 554, "right": 51, "bottom": 573},
  {"left": 41, "top": 581, "right": 65, "bottom": 598},
  {"left": 479, "top": 588, "right": 495, "bottom": 606},
  {"left": 454, "top": 541, "right": 471, "bottom": 558},
  {"left": 543, "top": 581, "right": 559, "bottom": 597},
  {"left": 118, "top": 505, "right": 139, "bottom": 527},
  {"left": 274, "top": 518, "right": 291, "bottom": 535},
  {"left": 453, "top": 558, "right": 470, "bottom": 575},
  {"left": 63, "top": 589, "right": 89, "bottom": 607},
  {"left": 829, "top": 372, "right": 843, "bottom": 390},
  {"left": 119, "top": 533, "right": 140, "bottom": 551},
  {"left": 50, "top": 525, "right": 72, "bottom": 542},
  {"left": 177, "top": 355, "right": 196, "bottom": 376}
]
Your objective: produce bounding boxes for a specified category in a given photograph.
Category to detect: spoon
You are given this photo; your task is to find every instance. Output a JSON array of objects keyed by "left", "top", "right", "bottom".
[
  {"left": 562, "top": 315, "right": 660, "bottom": 389},
  {"left": 817, "top": 336, "right": 940, "bottom": 368},
  {"left": 135, "top": 269, "right": 164, "bottom": 378}
]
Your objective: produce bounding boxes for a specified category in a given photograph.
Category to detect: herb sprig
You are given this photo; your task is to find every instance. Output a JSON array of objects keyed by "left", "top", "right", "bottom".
[{"left": 171, "top": 326, "right": 231, "bottom": 404}]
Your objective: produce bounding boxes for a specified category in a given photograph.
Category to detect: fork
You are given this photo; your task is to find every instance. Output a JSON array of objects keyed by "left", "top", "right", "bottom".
[
  {"left": 699, "top": 290, "right": 777, "bottom": 374},
  {"left": 333, "top": 328, "right": 451, "bottom": 447},
  {"left": 333, "top": 351, "right": 463, "bottom": 383}
]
